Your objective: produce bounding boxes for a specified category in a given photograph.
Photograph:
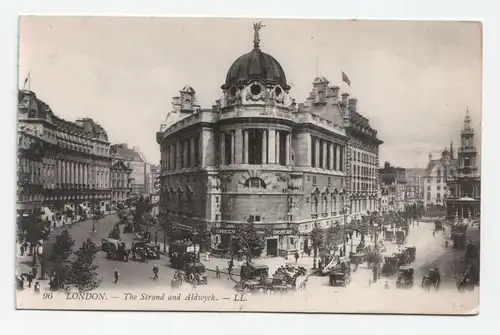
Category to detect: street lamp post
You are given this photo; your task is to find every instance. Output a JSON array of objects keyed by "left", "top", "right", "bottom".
[
  {"left": 91, "top": 195, "right": 97, "bottom": 234},
  {"left": 373, "top": 223, "right": 380, "bottom": 283},
  {"left": 342, "top": 204, "right": 351, "bottom": 256}
]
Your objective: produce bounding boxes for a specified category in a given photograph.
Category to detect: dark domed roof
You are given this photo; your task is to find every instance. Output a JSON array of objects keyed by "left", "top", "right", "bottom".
[{"left": 223, "top": 48, "right": 288, "bottom": 89}]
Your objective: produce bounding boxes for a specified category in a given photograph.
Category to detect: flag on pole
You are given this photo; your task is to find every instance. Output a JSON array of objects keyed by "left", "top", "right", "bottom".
[
  {"left": 341, "top": 71, "right": 351, "bottom": 86},
  {"left": 22, "top": 71, "right": 31, "bottom": 90}
]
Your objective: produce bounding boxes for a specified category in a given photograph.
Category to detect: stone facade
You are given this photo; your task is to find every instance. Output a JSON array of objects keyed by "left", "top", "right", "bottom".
[
  {"left": 17, "top": 90, "right": 111, "bottom": 220},
  {"left": 379, "top": 162, "right": 407, "bottom": 212},
  {"left": 423, "top": 148, "right": 457, "bottom": 209},
  {"left": 157, "top": 30, "right": 382, "bottom": 257},
  {"left": 446, "top": 110, "right": 480, "bottom": 220},
  {"left": 112, "top": 144, "right": 151, "bottom": 196},
  {"left": 110, "top": 146, "right": 133, "bottom": 209}
]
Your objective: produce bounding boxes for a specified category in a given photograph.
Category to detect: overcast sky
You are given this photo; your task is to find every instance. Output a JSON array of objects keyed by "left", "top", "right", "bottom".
[{"left": 18, "top": 17, "right": 482, "bottom": 168}]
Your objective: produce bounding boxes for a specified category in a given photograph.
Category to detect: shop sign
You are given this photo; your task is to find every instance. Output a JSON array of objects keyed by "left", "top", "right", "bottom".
[
  {"left": 211, "top": 228, "right": 237, "bottom": 235},
  {"left": 271, "top": 228, "right": 296, "bottom": 236}
]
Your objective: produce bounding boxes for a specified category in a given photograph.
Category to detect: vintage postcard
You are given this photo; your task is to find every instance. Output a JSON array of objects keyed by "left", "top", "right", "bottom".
[{"left": 15, "top": 16, "right": 481, "bottom": 314}]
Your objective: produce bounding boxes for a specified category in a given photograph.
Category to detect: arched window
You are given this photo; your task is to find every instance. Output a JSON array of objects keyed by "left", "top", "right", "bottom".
[
  {"left": 313, "top": 196, "right": 319, "bottom": 213},
  {"left": 323, "top": 195, "right": 328, "bottom": 214},
  {"left": 245, "top": 177, "right": 266, "bottom": 189},
  {"left": 331, "top": 194, "right": 337, "bottom": 212}
]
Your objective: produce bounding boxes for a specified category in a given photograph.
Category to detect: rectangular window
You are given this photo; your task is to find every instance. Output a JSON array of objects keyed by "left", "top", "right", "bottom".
[
  {"left": 279, "top": 130, "right": 287, "bottom": 166},
  {"left": 248, "top": 129, "right": 264, "bottom": 164},
  {"left": 194, "top": 136, "right": 200, "bottom": 166},
  {"left": 311, "top": 138, "right": 316, "bottom": 167},
  {"left": 313, "top": 176, "right": 317, "bottom": 185},
  {"left": 216, "top": 196, "right": 219, "bottom": 203},
  {"left": 319, "top": 140, "right": 324, "bottom": 168},
  {"left": 179, "top": 142, "right": 184, "bottom": 168},
  {"left": 328, "top": 177, "right": 331, "bottom": 185},
  {"left": 326, "top": 144, "right": 331, "bottom": 169},
  {"left": 224, "top": 132, "right": 232, "bottom": 165}
]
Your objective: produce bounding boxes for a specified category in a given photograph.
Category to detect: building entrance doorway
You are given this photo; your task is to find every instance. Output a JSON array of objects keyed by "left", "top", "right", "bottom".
[
  {"left": 266, "top": 238, "right": 278, "bottom": 257},
  {"left": 303, "top": 239, "right": 309, "bottom": 253}
]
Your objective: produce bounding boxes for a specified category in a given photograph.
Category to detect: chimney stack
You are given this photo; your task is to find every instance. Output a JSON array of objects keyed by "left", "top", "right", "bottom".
[
  {"left": 330, "top": 86, "right": 340, "bottom": 99},
  {"left": 341, "top": 93, "right": 349, "bottom": 106},
  {"left": 348, "top": 98, "right": 358, "bottom": 112},
  {"left": 428, "top": 153, "right": 432, "bottom": 163}
]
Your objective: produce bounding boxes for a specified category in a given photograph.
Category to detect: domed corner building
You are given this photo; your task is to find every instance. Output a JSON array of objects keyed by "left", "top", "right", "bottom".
[{"left": 156, "top": 25, "right": 383, "bottom": 258}]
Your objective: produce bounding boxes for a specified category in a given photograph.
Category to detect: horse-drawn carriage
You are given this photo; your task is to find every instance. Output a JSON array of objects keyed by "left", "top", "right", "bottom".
[
  {"left": 350, "top": 252, "right": 366, "bottom": 266},
  {"left": 421, "top": 268, "right": 441, "bottom": 291},
  {"left": 240, "top": 264, "right": 269, "bottom": 282},
  {"left": 382, "top": 255, "right": 399, "bottom": 276},
  {"left": 394, "top": 251, "right": 407, "bottom": 266},
  {"left": 403, "top": 246, "right": 416, "bottom": 263},
  {"left": 396, "top": 265, "right": 414, "bottom": 289},
  {"left": 395, "top": 230, "right": 406, "bottom": 245},
  {"left": 384, "top": 230, "right": 395, "bottom": 242},
  {"left": 102, "top": 238, "right": 130, "bottom": 262},
  {"left": 185, "top": 262, "right": 208, "bottom": 285},
  {"left": 329, "top": 271, "right": 351, "bottom": 287},
  {"left": 131, "top": 241, "right": 160, "bottom": 261}
]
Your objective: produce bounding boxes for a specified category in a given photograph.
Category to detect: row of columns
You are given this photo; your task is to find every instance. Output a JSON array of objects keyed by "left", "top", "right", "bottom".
[
  {"left": 351, "top": 198, "right": 376, "bottom": 213},
  {"left": 164, "top": 137, "right": 199, "bottom": 171},
  {"left": 221, "top": 128, "right": 291, "bottom": 165},
  {"left": 54, "top": 160, "right": 109, "bottom": 189},
  {"left": 311, "top": 195, "right": 344, "bottom": 214},
  {"left": 311, "top": 137, "right": 344, "bottom": 171}
]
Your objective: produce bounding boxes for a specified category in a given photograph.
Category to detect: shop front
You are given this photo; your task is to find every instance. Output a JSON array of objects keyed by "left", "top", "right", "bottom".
[{"left": 210, "top": 226, "right": 297, "bottom": 258}]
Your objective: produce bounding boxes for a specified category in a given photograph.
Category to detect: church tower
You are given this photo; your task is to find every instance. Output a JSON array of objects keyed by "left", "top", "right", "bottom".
[{"left": 458, "top": 109, "right": 478, "bottom": 177}]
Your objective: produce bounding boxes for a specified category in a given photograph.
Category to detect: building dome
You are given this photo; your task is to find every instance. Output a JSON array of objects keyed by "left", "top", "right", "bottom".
[{"left": 223, "top": 48, "right": 289, "bottom": 89}]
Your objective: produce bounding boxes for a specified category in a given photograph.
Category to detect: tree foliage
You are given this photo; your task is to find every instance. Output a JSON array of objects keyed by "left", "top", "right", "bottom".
[
  {"left": 310, "top": 222, "right": 325, "bottom": 256},
  {"left": 17, "top": 214, "right": 51, "bottom": 244},
  {"left": 51, "top": 229, "right": 75, "bottom": 262},
  {"left": 65, "top": 238, "right": 101, "bottom": 291},
  {"left": 50, "top": 229, "right": 75, "bottom": 284},
  {"left": 325, "top": 223, "right": 341, "bottom": 249},
  {"left": 231, "top": 217, "right": 266, "bottom": 262}
]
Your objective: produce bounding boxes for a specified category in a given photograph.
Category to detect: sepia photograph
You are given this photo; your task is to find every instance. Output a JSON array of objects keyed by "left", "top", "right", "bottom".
[{"left": 15, "top": 16, "right": 481, "bottom": 314}]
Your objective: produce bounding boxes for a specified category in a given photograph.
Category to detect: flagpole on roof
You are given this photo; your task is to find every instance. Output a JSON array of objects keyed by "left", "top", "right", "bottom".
[{"left": 22, "top": 70, "right": 31, "bottom": 90}]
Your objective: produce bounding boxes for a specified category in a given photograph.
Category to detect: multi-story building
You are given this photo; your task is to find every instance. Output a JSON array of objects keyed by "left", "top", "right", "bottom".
[
  {"left": 149, "top": 164, "right": 161, "bottom": 216},
  {"left": 423, "top": 146, "right": 457, "bottom": 211},
  {"left": 17, "top": 123, "right": 45, "bottom": 214},
  {"left": 404, "top": 168, "right": 426, "bottom": 205},
  {"left": 343, "top": 97, "right": 383, "bottom": 217},
  {"left": 112, "top": 144, "right": 151, "bottom": 197},
  {"left": 379, "top": 162, "right": 407, "bottom": 212},
  {"left": 17, "top": 89, "right": 112, "bottom": 219},
  {"left": 156, "top": 26, "right": 382, "bottom": 257},
  {"left": 304, "top": 78, "right": 383, "bottom": 220},
  {"left": 446, "top": 110, "right": 480, "bottom": 220},
  {"left": 110, "top": 145, "right": 133, "bottom": 209}
]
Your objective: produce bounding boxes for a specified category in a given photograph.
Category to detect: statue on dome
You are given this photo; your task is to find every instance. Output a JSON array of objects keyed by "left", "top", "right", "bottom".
[{"left": 253, "top": 21, "right": 266, "bottom": 48}]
